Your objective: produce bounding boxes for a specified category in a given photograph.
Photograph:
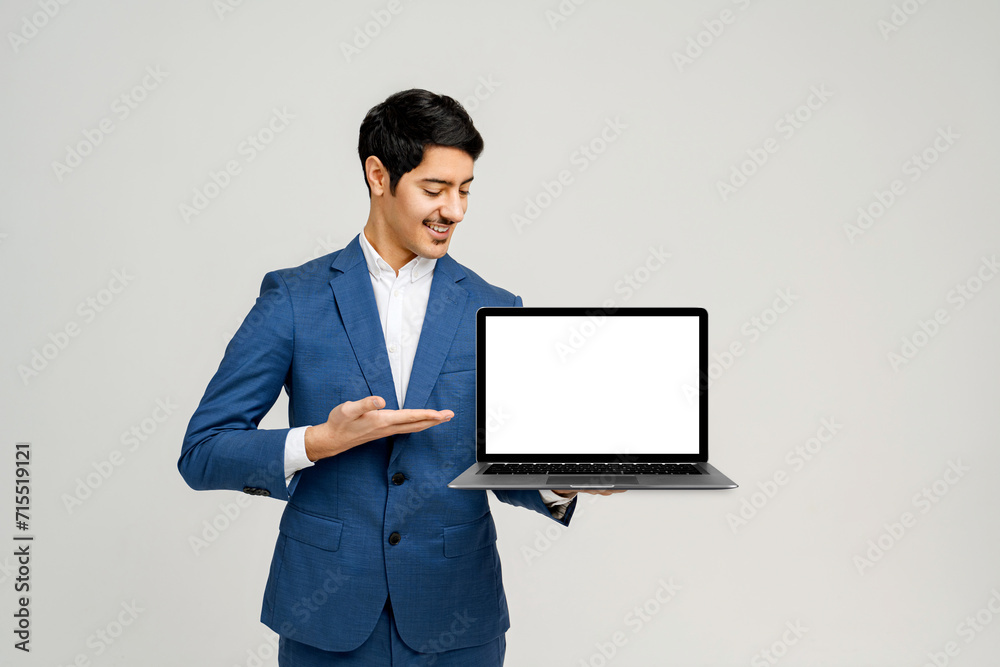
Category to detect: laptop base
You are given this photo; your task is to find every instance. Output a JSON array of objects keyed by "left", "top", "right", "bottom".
[{"left": 448, "top": 462, "right": 738, "bottom": 490}]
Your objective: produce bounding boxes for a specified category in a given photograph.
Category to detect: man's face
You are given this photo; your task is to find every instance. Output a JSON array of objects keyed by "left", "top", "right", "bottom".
[{"left": 367, "top": 145, "right": 474, "bottom": 271}]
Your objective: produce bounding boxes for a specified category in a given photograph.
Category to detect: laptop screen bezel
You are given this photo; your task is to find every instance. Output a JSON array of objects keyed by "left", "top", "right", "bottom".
[{"left": 475, "top": 306, "right": 709, "bottom": 463}]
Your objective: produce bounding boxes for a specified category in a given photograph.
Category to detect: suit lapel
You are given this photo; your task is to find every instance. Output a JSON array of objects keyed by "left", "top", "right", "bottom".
[
  {"left": 388, "top": 253, "right": 467, "bottom": 468},
  {"left": 402, "top": 253, "right": 468, "bottom": 411},
  {"left": 329, "top": 235, "right": 400, "bottom": 410},
  {"left": 330, "top": 236, "right": 469, "bottom": 468}
]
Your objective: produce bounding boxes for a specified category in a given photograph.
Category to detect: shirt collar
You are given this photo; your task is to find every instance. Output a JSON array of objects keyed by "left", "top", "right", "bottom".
[{"left": 359, "top": 229, "right": 437, "bottom": 283}]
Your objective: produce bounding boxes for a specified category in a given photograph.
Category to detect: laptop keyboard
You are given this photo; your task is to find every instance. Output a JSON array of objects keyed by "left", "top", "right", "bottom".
[{"left": 484, "top": 463, "right": 702, "bottom": 475}]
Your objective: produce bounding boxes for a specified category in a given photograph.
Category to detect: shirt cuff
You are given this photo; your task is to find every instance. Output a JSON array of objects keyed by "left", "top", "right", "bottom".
[
  {"left": 284, "top": 426, "right": 315, "bottom": 487},
  {"left": 539, "top": 489, "right": 575, "bottom": 520},
  {"left": 540, "top": 488, "right": 575, "bottom": 507}
]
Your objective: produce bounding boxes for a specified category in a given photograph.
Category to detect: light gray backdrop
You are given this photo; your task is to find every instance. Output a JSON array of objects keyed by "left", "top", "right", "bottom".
[{"left": 3, "top": 1, "right": 999, "bottom": 665}]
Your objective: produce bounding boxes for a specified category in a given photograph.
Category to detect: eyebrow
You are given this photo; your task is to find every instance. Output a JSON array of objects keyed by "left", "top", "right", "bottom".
[{"left": 419, "top": 177, "right": 474, "bottom": 186}]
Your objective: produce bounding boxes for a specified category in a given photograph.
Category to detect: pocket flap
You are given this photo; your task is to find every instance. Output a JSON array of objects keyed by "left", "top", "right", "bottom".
[
  {"left": 443, "top": 513, "right": 497, "bottom": 558},
  {"left": 439, "top": 353, "right": 475, "bottom": 374},
  {"left": 280, "top": 505, "right": 344, "bottom": 552}
]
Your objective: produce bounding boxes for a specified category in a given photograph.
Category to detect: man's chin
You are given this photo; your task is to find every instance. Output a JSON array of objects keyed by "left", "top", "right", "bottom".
[{"left": 424, "top": 239, "right": 450, "bottom": 252}]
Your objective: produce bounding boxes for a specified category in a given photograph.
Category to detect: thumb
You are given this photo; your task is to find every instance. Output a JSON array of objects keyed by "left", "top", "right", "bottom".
[
  {"left": 362, "top": 395, "right": 385, "bottom": 412},
  {"left": 340, "top": 396, "right": 384, "bottom": 420}
]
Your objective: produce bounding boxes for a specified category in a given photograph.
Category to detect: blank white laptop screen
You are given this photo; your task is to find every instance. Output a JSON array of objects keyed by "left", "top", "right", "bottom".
[{"left": 483, "top": 314, "right": 701, "bottom": 456}]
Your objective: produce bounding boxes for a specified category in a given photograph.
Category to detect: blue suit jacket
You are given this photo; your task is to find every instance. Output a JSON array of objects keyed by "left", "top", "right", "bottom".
[{"left": 178, "top": 234, "right": 577, "bottom": 653}]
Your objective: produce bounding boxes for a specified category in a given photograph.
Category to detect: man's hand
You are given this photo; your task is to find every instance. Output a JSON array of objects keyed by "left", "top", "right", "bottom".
[
  {"left": 305, "top": 396, "right": 453, "bottom": 462},
  {"left": 552, "top": 489, "right": 627, "bottom": 499}
]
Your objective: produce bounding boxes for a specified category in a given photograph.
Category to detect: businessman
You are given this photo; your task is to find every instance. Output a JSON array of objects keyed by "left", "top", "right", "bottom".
[{"left": 178, "top": 89, "right": 619, "bottom": 666}]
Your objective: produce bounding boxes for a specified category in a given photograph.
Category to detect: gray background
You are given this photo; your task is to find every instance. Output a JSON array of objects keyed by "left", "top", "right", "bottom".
[{"left": 2, "top": 1, "right": 999, "bottom": 665}]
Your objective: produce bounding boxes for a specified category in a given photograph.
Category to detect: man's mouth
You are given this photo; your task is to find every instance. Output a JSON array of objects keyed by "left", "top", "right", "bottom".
[{"left": 423, "top": 221, "right": 451, "bottom": 238}]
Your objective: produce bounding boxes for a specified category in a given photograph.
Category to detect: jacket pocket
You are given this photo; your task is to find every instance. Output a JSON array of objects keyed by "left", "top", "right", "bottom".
[
  {"left": 443, "top": 513, "right": 497, "bottom": 558},
  {"left": 279, "top": 504, "right": 344, "bottom": 552},
  {"left": 439, "top": 353, "right": 475, "bottom": 374}
]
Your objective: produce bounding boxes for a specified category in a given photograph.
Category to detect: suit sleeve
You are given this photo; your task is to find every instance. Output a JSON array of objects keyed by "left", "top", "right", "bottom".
[
  {"left": 491, "top": 488, "right": 578, "bottom": 526},
  {"left": 486, "top": 292, "right": 579, "bottom": 525},
  {"left": 177, "top": 271, "right": 295, "bottom": 502}
]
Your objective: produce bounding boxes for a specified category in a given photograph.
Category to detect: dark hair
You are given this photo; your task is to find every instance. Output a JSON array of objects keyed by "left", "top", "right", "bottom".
[{"left": 358, "top": 89, "right": 484, "bottom": 197}]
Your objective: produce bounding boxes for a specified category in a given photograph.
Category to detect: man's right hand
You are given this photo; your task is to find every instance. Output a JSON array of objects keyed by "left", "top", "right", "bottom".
[{"left": 304, "top": 396, "right": 453, "bottom": 462}]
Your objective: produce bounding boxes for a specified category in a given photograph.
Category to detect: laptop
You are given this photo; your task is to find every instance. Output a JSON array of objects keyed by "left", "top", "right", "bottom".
[{"left": 448, "top": 307, "right": 738, "bottom": 490}]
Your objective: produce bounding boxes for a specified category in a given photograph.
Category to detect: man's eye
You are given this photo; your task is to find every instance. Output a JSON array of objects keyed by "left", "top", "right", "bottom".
[
  {"left": 423, "top": 190, "right": 440, "bottom": 196},
  {"left": 460, "top": 191, "right": 470, "bottom": 197}
]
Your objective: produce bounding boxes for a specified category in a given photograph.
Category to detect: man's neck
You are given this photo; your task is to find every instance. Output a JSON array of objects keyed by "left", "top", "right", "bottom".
[{"left": 362, "top": 225, "right": 415, "bottom": 275}]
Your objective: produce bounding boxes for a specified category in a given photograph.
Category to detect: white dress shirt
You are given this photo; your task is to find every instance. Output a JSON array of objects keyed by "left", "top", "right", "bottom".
[{"left": 281, "top": 231, "right": 573, "bottom": 517}]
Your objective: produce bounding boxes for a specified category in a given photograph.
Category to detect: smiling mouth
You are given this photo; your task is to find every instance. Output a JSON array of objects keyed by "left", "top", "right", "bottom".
[{"left": 424, "top": 222, "right": 450, "bottom": 233}]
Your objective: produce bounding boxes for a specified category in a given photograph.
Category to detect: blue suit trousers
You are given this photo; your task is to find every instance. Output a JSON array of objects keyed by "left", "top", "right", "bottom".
[{"left": 278, "top": 597, "right": 505, "bottom": 666}]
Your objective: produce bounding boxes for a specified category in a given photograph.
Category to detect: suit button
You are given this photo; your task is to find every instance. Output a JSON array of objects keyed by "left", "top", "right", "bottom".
[
  {"left": 388, "top": 532, "right": 401, "bottom": 545},
  {"left": 391, "top": 472, "right": 405, "bottom": 485}
]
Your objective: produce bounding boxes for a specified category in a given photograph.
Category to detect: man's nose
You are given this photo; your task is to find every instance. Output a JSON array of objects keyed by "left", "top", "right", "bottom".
[{"left": 439, "top": 191, "right": 465, "bottom": 224}]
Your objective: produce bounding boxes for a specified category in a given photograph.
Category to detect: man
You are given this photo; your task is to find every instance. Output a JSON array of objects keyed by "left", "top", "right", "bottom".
[{"left": 178, "top": 89, "right": 617, "bottom": 665}]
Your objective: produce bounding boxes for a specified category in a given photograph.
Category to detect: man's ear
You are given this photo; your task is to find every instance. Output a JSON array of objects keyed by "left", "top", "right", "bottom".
[{"left": 365, "top": 156, "right": 390, "bottom": 197}]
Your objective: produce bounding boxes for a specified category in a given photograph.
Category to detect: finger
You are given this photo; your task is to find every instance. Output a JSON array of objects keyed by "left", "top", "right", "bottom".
[
  {"left": 413, "top": 408, "right": 453, "bottom": 420},
  {"left": 379, "top": 418, "right": 453, "bottom": 437},
  {"left": 344, "top": 396, "right": 384, "bottom": 419},
  {"left": 381, "top": 408, "right": 453, "bottom": 424}
]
